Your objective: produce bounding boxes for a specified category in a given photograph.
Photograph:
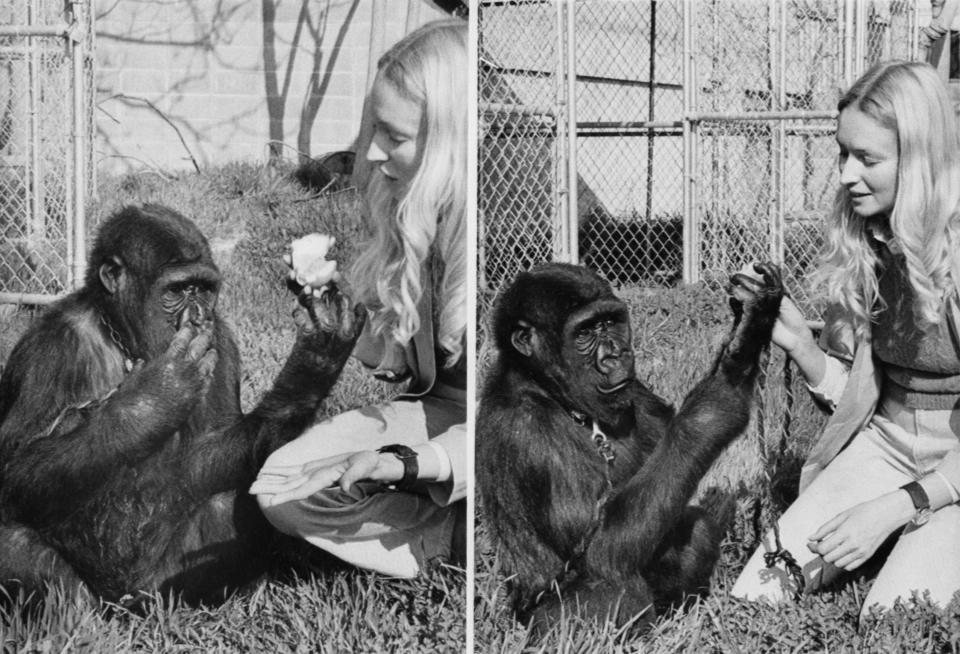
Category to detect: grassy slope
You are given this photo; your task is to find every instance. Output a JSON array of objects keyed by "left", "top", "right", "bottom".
[
  {"left": 0, "top": 163, "right": 464, "bottom": 653},
  {"left": 474, "top": 284, "right": 960, "bottom": 653}
]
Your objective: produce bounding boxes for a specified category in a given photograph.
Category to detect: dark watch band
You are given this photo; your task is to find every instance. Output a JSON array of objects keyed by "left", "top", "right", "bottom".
[
  {"left": 901, "top": 480, "right": 932, "bottom": 526},
  {"left": 377, "top": 444, "right": 419, "bottom": 490}
]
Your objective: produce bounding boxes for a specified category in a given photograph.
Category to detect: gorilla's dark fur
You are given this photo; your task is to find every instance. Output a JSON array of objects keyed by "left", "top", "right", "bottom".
[
  {"left": 0, "top": 204, "right": 363, "bottom": 605},
  {"left": 478, "top": 262, "right": 783, "bottom": 630}
]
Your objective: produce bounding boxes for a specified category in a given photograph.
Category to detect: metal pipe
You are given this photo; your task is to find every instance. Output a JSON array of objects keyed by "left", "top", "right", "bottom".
[
  {"left": 480, "top": 64, "right": 682, "bottom": 90},
  {"left": 682, "top": 0, "right": 697, "bottom": 284},
  {"left": 27, "top": 0, "right": 40, "bottom": 247},
  {"left": 565, "top": 0, "right": 579, "bottom": 263},
  {"left": 553, "top": 0, "right": 567, "bottom": 262},
  {"left": 688, "top": 110, "right": 836, "bottom": 121},
  {"left": 72, "top": 6, "right": 87, "bottom": 289},
  {"left": 0, "top": 25, "right": 71, "bottom": 37},
  {"left": 855, "top": 0, "right": 867, "bottom": 76},
  {"left": 645, "top": 0, "right": 656, "bottom": 227},
  {"left": 479, "top": 101, "right": 556, "bottom": 117},
  {"left": 576, "top": 119, "right": 681, "bottom": 130},
  {"left": 0, "top": 292, "right": 65, "bottom": 306},
  {"left": 843, "top": 0, "right": 855, "bottom": 87},
  {"left": 773, "top": 0, "right": 786, "bottom": 265}
]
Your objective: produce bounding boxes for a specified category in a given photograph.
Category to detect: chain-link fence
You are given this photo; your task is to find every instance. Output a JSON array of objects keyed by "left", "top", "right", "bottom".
[
  {"left": 479, "top": 0, "right": 919, "bottom": 332},
  {"left": 0, "top": 0, "right": 94, "bottom": 306}
]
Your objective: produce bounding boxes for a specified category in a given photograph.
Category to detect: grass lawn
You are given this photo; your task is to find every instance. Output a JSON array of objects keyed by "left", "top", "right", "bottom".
[{"left": 0, "top": 162, "right": 465, "bottom": 653}]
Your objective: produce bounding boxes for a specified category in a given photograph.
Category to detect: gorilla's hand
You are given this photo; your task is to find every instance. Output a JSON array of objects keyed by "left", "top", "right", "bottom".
[
  {"left": 727, "top": 262, "right": 784, "bottom": 323},
  {"left": 718, "top": 262, "right": 783, "bottom": 379},
  {"left": 293, "top": 283, "right": 366, "bottom": 362},
  {"left": 126, "top": 323, "right": 218, "bottom": 417}
]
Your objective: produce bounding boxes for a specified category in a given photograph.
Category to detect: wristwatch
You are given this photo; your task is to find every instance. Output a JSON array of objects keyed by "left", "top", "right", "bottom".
[
  {"left": 377, "top": 444, "right": 419, "bottom": 490},
  {"left": 900, "top": 480, "right": 932, "bottom": 526}
]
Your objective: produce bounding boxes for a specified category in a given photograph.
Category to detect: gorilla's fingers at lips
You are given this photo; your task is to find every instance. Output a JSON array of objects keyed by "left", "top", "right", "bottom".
[
  {"left": 186, "top": 330, "right": 214, "bottom": 361},
  {"left": 167, "top": 324, "right": 197, "bottom": 357}
]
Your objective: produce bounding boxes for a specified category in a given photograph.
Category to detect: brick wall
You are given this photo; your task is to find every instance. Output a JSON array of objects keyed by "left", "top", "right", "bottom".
[{"left": 94, "top": 0, "right": 447, "bottom": 175}]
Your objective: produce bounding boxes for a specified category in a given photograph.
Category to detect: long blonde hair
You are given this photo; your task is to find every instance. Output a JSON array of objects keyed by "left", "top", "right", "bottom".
[
  {"left": 350, "top": 18, "right": 467, "bottom": 366},
  {"left": 813, "top": 60, "right": 960, "bottom": 337}
]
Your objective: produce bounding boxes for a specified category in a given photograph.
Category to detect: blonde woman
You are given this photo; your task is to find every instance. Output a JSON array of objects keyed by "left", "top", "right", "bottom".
[
  {"left": 249, "top": 18, "right": 467, "bottom": 577},
  {"left": 731, "top": 61, "right": 960, "bottom": 616}
]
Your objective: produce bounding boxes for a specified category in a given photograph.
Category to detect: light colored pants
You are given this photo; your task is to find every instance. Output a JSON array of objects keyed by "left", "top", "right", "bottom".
[
  {"left": 732, "top": 395, "right": 960, "bottom": 617},
  {"left": 258, "top": 396, "right": 462, "bottom": 578}
]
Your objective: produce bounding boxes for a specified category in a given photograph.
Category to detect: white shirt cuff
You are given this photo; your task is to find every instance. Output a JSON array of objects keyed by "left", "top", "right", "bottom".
[
  {"left": 806, "top": 354, "right": 849, "bottom": 410},
  {"left": 424, "top": 440, "right": 452, "bottom": 483}
]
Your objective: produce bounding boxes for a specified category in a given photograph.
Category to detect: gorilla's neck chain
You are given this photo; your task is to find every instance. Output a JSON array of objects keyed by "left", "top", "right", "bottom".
[
  {"left": 99, "top": 312, "right": 135, "bottom": 372},
  {"left": 569, "top": 410, "right": 616, "bottom": 466}
]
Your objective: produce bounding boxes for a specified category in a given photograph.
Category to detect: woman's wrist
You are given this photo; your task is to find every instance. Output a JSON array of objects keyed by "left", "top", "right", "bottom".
[
  {"left": 788, "top": 338, "right": 827, "bottom": 387},
  {"left": 888, "top": 488, "right": 920, "bottom": 527},
  {"left": 374, "top": 452, "right": 405, "bottom": 483},
  {"left": 374, "top": 444, "right": 443, "bottom": 483}
]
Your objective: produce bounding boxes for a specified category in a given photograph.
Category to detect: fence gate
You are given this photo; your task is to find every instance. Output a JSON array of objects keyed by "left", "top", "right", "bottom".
[
  {"left": 479, "top": 0, "right": 919, "bottom": 329},
  {"left": 0, "top": 0, "right": 94, "bottom": 306}
]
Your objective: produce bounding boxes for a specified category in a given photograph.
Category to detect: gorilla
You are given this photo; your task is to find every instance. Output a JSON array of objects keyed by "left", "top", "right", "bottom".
[
  {"left": 477, "top": 262, "right": 782, "bottom": 630},
  {"left": 0, "top": 204, "right": 364, "bottom": 605}
]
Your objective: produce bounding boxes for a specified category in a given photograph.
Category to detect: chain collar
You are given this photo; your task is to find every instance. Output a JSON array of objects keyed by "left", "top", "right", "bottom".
[
  {"left": 99, "top": 312, "right": 135, "bottom": 372},
  {"left": 569, "top": 409, "right": 616, "bottom": 466}
]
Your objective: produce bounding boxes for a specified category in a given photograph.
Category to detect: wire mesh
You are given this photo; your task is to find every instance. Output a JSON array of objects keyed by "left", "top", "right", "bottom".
[
  {"left": 0, "top": 0, "right": 94, "bottom": 302},
  {"left": 479, "top": 0, "right": 918, "bottom": 314},
  {"left": 573, "top": 0, "right": 686, "bottom": 287},
  {"left": 479, "top": 0, "right": 562, "bottom": 326},
  {"left": 692, "top": 0, "right": 915, "bottom": 318}
]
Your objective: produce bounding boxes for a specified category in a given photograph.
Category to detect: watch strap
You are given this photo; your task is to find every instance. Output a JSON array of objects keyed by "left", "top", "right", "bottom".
[
  {"left": 377, "top": 444, "right": 419, "bottom": 490},
  {"left": 901, "top": 480, "right": 932, "bottom": 526},
  {"left": 901, "top": 480, "right": 931, "bottom": 510}
]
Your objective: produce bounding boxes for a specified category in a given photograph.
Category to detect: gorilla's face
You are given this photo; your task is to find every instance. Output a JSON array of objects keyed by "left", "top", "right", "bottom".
[
  {"left": 560, "top": 298, "right": 636, "bottom": 417},
  {"left": 139, "top": 262, "right": 221, "bottom": 358}
]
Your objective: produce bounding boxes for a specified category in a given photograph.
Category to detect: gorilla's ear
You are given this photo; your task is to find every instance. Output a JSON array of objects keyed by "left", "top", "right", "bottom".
[
  {"left": 510, "top": 320, "right": 536, "bottom": 357},
  {"left": 98, "top": 256, "right": 127, "bottom": 295}
]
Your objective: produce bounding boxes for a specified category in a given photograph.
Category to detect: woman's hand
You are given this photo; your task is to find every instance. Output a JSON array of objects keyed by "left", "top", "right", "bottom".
[
  {"left": 250, "top": 450, "right": 404, "bottom": 506},
  {"left": 729, "top": 264, "right": 826, "bottom": 385},
  {"left": 807, "top": 491, "right": 916, "bottom": 571},
  {"left": 770, "top": 295, "right": 815, "bottom": 354}
]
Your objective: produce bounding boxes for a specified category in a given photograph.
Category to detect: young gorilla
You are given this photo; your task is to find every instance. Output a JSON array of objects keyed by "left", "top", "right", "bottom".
[
  {"left": 0, "top": 204, "right": 364, "bottom": 605},
  {"left": 477, "top": 262, "right": 782, "bottom": 630}
]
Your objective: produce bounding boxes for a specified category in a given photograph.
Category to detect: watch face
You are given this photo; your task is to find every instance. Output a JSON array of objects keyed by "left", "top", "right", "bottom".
[{"left": 379, "top": 444, "right": 417, "bottom": 459}]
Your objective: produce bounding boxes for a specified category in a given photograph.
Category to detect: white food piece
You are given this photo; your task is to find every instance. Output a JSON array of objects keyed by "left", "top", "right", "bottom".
[
  {"left": 289, "top": 233, "right": 340, "bottom": 288},
  {"left": 737, "top": 262, "right": 763, "bottom": 281}
]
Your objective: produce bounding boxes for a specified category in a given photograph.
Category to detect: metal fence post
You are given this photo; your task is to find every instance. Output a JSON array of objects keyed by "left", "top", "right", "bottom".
[
  {"left": 682, "top": 0, "right": 698, "bottom": 284},
  {"left": 554, "top": 0, "right": 568, "bottom": 264},
  {"left": 71, "top": 2, "right": 87, "bottom": 290},
  {"left": 0, "top": 0, "right": 94, "bottom": 306},
  {"left": 565, "top": 0, "right": 579, "bottom": 264}
]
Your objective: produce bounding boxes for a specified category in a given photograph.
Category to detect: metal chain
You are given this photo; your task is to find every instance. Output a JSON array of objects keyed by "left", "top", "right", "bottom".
[
  {"left": 757, "top": 349, "right": 806, "bottom": 600},
  {"left": 99, "top": 311, "right": 135, "bottom": 371}
]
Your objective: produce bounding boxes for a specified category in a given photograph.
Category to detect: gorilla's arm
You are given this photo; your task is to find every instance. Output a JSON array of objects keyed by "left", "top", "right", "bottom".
[
  {"left": 585, "top": 275, "right": 779, "bottom": 579},
  {"left": 585, "top": 368, "right": 753, "bottom": 579},
  {"left": 182, "top": 292, "right": 365, "bottom": 494},
  {"left": 0, "top": 305, "right": 212, "bottom": 523}
]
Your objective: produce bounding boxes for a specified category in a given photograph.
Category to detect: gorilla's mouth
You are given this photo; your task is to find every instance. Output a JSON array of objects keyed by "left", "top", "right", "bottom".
[{"left": 596, "top": 379, "right": 632, "bottom": 394}]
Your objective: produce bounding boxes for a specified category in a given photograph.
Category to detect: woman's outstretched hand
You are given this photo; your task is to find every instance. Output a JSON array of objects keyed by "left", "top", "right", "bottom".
[{"left": 250, "top": 451, "right": 404, "bottom": 506}]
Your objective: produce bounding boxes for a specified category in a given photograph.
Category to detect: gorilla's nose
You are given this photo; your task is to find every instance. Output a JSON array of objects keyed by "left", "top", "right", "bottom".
[{"left": 178, "top": 302, "right": 205, "bottom": 329}]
